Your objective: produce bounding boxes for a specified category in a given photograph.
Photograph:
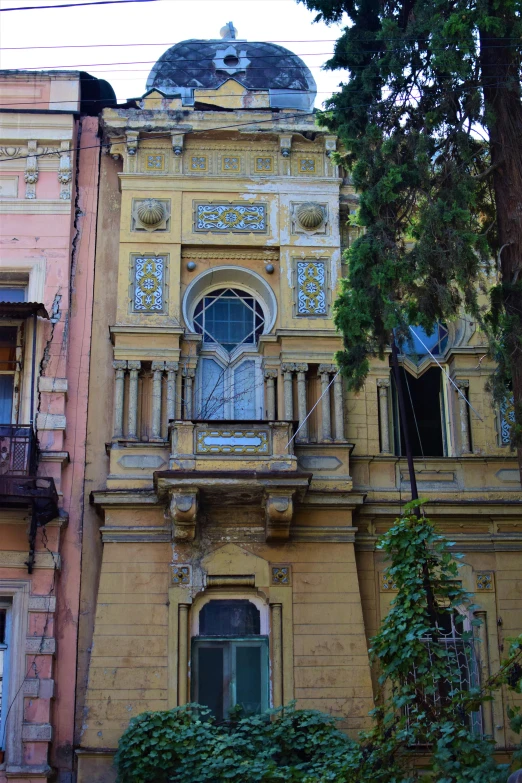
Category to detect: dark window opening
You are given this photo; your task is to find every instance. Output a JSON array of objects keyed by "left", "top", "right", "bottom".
[
  {"left": 393, "top": 367, "right": 445, "bottom": 457},
  {"left": 192, "top": 599, "right": 268, "bottom": 721}
]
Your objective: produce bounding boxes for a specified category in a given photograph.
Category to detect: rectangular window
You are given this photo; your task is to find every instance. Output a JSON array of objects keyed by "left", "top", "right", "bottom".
[
  {"left": 0, "top": 288, "right": 26, "bottom": 303},
  {"left": 392, "top": 367, "right": 446, "bottom": 457},
  {"left": 0, "top": 327, "right": 18, "bottom": 424},
  {"left": 0, "top": 601, "right": 12, "bottom": 752},
  {"left": 192, "top": 638, "right": 269, "bottom": 721}
]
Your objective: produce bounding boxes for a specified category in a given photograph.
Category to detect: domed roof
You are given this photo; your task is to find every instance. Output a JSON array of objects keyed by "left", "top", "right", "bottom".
[{"left": 146, "top": 26, "right": 316, "bottom": 110}]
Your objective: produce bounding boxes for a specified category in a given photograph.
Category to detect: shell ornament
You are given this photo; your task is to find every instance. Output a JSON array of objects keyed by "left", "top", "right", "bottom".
[
  {"left": 296, "top": 202, "right": 325, "bottom": 230},
  {"left": 137, "top": 198, "right": 165, "bottom": 227}
]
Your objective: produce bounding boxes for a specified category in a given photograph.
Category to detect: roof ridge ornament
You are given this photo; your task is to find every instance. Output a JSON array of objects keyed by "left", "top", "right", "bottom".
[{"left": 220, "top": 21, "right": 238, "bottom": 40}]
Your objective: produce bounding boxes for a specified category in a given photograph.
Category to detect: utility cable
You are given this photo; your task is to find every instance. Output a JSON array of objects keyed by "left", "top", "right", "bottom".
[
  {"left": 0, "top": 0, "right": 157, "bottom": 9},
  {"left": 286, "top": 370, "right": 339, "bottom": 448}
]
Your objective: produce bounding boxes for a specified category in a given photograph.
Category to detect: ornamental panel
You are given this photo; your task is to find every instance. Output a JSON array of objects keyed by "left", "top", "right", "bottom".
[
  {"left": 254, "top": 156, "right": 274, "bottom": 173},
  {"left": 139, "top": 150, "right": 168, "bottom": 173},
  {"left": 499, "top": 395, "right": 515, "bottom": 446},
  {"left": 195, "top": 428, "right": 270, "bottom": 455},
  {"left": 296, "top": 260, "right": 327, "bottom": 316},
  {"left": 220, "top": 155, "right": 241, "bottom": 173},
  {"left": 194, "top": 202, "right": 267, "bottom": 233},
  {"left": 131, "top": 255, "right": 167, "bottom": 313}
]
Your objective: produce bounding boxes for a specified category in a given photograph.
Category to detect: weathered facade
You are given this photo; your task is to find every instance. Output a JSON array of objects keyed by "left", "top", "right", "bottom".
[
  {"left": 0, "top": 71, "right": 113, "bottom": 783},
  {"left": 76, "top": 26, "right": 522, "bottom": 782}
]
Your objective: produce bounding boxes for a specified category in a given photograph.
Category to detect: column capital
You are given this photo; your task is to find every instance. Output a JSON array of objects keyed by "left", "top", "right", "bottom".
[
  {"left": 127, "top": 360, "right": 141, "bottom": 371},
  {"left": 151, "top": 360, "right": 165, "bottom": 372},
  {"left": 112, "top": 360, "right": 127, "bottom": 371},
  {"left": 377, "top": 377, "right": 391, "bottom": 389},
  {"left": 264, "top": 369, "right": 278, "bottom": 380},
  {"left": 183, "top": 367, "right": 196, "bottom": 379},
  {"left": 318, "top": 363, "right": 336, "bottom": 376},
  {"left": 295, "top": 363, "right": 308, "bottom": 374},
  {"left": 165, "top": 361, "right": 179, "bottom": 372},
  {"left": 456, "top": 378, "right": 469, "bottom": 389},
  {"left": 281, "top": 363, "right": 296, "bottom": 374}
]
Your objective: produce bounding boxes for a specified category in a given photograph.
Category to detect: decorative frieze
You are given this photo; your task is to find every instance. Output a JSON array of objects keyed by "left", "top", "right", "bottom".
[
  {"left": 194, "top": 202, "right": 267, "bottom": 233},
  {"left": 296, "top": 260, "right": 327, "bottom": 316},
  {"left": 132, "top": 255, "right": 166, "bottom": 312}
]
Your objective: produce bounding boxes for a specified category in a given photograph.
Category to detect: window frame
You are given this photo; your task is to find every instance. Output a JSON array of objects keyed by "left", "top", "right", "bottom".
[
  {"left": 195, "top": 353, "right": 264, "bottom": 421},
  {"left": 0, "top": 600, "right": 12, "bottom": 753},
  {"left": 0, "top": 321, "right": 24, "bottom": 425}
]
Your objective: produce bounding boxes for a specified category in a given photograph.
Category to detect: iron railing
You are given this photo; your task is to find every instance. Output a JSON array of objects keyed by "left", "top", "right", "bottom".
[{"left": 0, "top": 425, "right": 36, "bottom": 477}]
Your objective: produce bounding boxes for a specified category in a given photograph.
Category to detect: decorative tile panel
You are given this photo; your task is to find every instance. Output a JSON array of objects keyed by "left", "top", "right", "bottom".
[
  {"left": 172, "top": 564, "right": 192, "bottom": 585},
  {"left": 194, "top": 202, "right": 267, "bottom": 233},
  {"left": 255, "top": 156, "right": 274, "bottom": 173},
  {"left": 380, "top": 572, "right": 398, "bottom": 591},
  {"left": 132, "top": 255, "right": 166, "bottom": 312},
  {"left": 145, "top": 153, "right": 165, "bottom": 171},
  {"left": 296, "top": 260, "right": 327, "bottom": 316},
  {"left": 221, "top": 155, "right": 240, "bottom": 172},
  {"left": 500, "top": 396, "right": 515, "bottom": 446},
  {"left": 298, "top": 158, "right": 316, "bottom": 173},
  {"left": 195, "top": 428, "right": 270, "bottom": 455},
  {"left": 190, "top": 155, "right": 208, "bottom": 172},
  {"left": 475, "top": 572, "right": 494, "bottom": 591},
  {"left": 272, "top": 565, "right": 291, "bottom": 585}
]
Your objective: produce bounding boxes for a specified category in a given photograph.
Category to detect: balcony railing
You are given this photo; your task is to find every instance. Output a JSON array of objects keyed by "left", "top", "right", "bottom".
[
  {"left": 0, "top": 425, "right": 36, "bottom": 477},
  {"left": 0, "top": 425, "right": 58, "bottom": 522}
]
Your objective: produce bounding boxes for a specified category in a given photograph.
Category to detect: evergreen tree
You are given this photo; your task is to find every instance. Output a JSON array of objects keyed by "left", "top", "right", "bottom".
[{"left": 298, "top": 0, "right": 522, "bottom": 480}]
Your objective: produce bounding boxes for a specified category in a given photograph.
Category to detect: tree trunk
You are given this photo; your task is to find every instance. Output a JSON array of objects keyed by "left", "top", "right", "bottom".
[{"left": 479, "top": 17, "right": 522, "bottom": 484}]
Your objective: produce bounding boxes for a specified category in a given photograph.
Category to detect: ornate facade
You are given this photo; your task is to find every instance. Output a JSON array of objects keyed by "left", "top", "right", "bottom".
[{"left": 76, "top": 26, "right": 522, "bottom": 782}]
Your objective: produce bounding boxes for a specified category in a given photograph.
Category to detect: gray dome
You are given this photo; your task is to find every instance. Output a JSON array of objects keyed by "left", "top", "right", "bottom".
[{"left": 146, "top": 38, "right": 317, "bottom": 110}]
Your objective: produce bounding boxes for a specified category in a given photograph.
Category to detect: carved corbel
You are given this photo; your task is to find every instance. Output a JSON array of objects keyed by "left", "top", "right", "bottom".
[
  {"left": 171, "top": 133, "right": 184, "bottom": 156},
  {"left": 126, "top": 131, "right": 139, "bottom": 156},
  {"left": 58, "top": 141, "right": 72, "bottom": 200},
  {"left": 24, "top": 141, "right": 38, "bottom": 199},
  {"left": 265, "top": 490, "right": 294, "bottom": 542},
  {"left": 279, "top": 134, "right": 292, "bottom": 158},
  {"left": 169, "top": 488, "right": 199, "bottom": 541}
]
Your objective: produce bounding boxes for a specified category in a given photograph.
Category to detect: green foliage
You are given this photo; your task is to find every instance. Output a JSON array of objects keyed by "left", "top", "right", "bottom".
[
  {"left": 298, "top": 0, "right": 522, "bottom": 453},
  {"left": 115, "top": 503, "right": 520, "bottom": 781}
]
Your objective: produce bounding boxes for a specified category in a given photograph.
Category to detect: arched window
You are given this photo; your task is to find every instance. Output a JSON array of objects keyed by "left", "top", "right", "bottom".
[
  {"left": 191, "top": 598, "right": 269, "bottom": 721},
  {"left": 184, "top": 268, "right": 276, "bottom": 421}
]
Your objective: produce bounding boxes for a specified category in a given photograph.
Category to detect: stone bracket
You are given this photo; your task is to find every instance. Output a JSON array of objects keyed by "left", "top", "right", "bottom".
[
  {"left": 168, "top": 488, "right": 199, "bottom": 541},
  {"left": 265, "top": 490, "right": 294, "bottom": 542}
]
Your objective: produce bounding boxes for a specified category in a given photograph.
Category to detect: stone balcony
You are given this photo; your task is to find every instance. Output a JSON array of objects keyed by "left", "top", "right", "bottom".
[{"left": 154, "top": 420, "right": 311, "bottom": 542}]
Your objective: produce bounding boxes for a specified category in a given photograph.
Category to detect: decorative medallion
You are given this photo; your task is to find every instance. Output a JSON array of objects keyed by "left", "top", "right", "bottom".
[
  {"left": 500, "top": 395, "right": 515, "bottom": 446},
  {"left": 131, "top": 199, "right": 170, "bottom": 232},
  {"left": 255, "top": 157, "right": 274, "bottom": 173},
  {"left": 271, "top": 565, "right": 291, "bottom": 585},
  {"left": 195, "top": 428, "right": 269, "bottom": 455},
  {"left": 171, "top": 564, "right": 192, "bottom": 585},
  {"left": 380, "top": 572, "right": 398, "bottom": 592},
  {"left": 195, "top": 202, "right": 267, "bottom": 233},
  {"left": 133, "top": 255, "right": 165, "bottom": 312},
  {"left": 296, "top": 260, "right": 327, "bottom": 315},
  {"left": 137, "top": 198, "right": 165, "bottom": 227},
  {"left": 475, "top": 572, "right": 494, "bottom": 591},
  {"left": 146, "top": 153, "right": 165, "bottom": 171},
  {"left": 298, "top": 158, "right": 316, "bottom": 173}
]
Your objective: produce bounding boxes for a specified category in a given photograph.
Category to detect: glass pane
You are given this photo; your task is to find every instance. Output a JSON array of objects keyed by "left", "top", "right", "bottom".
[
  {"left": 0, "top": 327, "right": 17, "bottom": 370},
  {"left": 199, "top": 358, "right": 225, "bottom": 419},
  {"left": 0, "top": 287, "right": 25, "bottom": 303},
  {"left": 204, "top": 295, "right": 254, "bottom": 351},
  {"left": 233, "top": 361, "right": 256, "bottom": 419},
  {"left": 0, "top": 376, "right": 14, "bottom": 423},
  {"left": 197, "top": 646, "right": 224, "bottom": 720},
  {"left": 399, "top": 323, "right": 449, "bottom": 358},
  {"left": 199, "top": 600, "right": 260, "bottom": 636},
  {"left": 235, "top": 645, "right": 262, "bottom": 716}
]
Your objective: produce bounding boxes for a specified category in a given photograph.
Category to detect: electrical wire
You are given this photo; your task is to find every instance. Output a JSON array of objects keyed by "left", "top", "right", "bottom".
[{"left": 0, "top": 0, "right": 157, "bottom": 8}]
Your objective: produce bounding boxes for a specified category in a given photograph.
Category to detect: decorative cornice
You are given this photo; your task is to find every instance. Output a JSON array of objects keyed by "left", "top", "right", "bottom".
[
  {"left": 291, "top": 525, "right": 357, "bottom": 543},
  {"left": 100, "top": 525, "right": 171, "bottom": 543},
  {"left": 181, "top": 248, "right": 279, "bottom": 261}
]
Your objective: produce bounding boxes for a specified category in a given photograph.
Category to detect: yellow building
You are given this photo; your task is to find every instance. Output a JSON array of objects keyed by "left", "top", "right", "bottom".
[{"left": 76, "top": 24, "right": 522, "bottom": 782}]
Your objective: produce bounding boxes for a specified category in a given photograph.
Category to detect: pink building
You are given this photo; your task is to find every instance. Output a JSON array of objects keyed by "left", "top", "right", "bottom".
[{"left": 0, "top": 70, "right": 114, "bottom": 783}]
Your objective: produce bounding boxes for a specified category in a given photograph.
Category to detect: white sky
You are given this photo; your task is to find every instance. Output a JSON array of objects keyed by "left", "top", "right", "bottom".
[{"left": 0, "top": 0, "right": 348, "bottom": 107}]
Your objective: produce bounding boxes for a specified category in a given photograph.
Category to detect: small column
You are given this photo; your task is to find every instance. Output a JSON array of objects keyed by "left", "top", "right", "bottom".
[
  {"left": 151, "top": 361, "right": 165, "bottom": 441},
  {"left": 318, "top": 364, "right": 333, "bottom": 442},
  {"left": 295, "top": 363, "right": 308, "bottom": 442},
  {"left": 474, "top": 610, "right": 493, "bottom": 737},
  {"left": 333, "top": 371, "right": 344, "bottom": 441},
  {"left": 271, "top": 603, "right": 283, "bottom": 708},
  {"left": 178, "top": 604, "right": 190, "bottom": 706},
  {"left": 264, "top": 369, "right": 277, "bottom": 420},
  {"left": 166, "top": 362, "right": 178, "bottom": 426},
  {"left": 112, "top": 360, "right": 127, "bottom": 440},
  {"left": 377, "top": 378, "right": 392, "bottom": 454},
  {"left": 127, "top": 361, "right": 141, "bottom": 441},
  {"left": 281, "top": 363, "right": 295, "bottom": 420},
  {"left": 456, "top": 380, "right": 471, "bottom": 454},
  {"left": 183, "top": 368, "right": 195, "bottom": 420}
]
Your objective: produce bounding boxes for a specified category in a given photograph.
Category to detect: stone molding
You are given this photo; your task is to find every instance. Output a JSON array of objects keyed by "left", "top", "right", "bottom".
[
  {"left": 25, "top": 637, "right": 56, "bottom": 654},
  {"left": 181, "top": 247, "right": 279, "bottom": 262},
  {"left": 28, "top": 595, "right": 56, "bottom": 612},
  {"left": 291, "top": 525, "right": 357, "bottom": 543},
  {"left": 0, "top": 551, "right": 59, "bottom": 569},
  {"left": 21, "top": 723, "right": 52, "bottom": 742},
  {"left": 36, "top": 413, "right": 66, "bottom": 431},
  {"left": 100, "top": 525, "right": 171, "bottom": 543}
]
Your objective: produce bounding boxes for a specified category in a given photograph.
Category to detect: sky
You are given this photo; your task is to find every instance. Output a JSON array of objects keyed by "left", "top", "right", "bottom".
[{"left": 0, "top": 0, "right": 349, "bottom": 107}]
